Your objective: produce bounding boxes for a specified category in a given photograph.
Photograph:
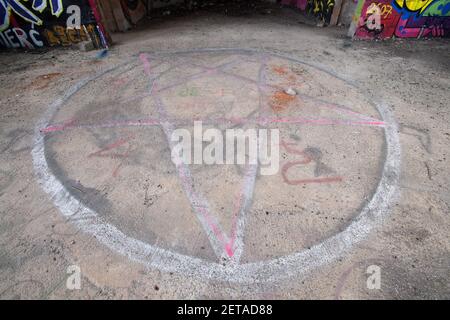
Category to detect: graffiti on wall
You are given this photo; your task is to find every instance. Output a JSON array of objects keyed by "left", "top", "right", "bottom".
[
  {"left": 311, "top": 0, "right": 335, "bottom": 22},
  {"left": 282, "top": 0, "right": 336, "bottom": 23},
  {"left": 354, "top": 0, "right": 450, "bottom": 38},
  {"left": 0, "top": 0, "right": 104, "bottom": 49}
]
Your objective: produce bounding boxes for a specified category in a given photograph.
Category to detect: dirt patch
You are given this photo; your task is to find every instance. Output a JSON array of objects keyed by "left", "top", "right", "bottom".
[{"left": 26, "top": 72, "right": 62, "bottom": 90}]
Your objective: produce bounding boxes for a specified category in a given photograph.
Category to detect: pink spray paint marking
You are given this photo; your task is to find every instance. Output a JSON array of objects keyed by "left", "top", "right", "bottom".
[
  {"left": 262, "top": 117, "right": 385, "bottom": 127},
  {"left": 40, "top": 116, "right": 385, "bottom": 134},
  {"left": 177, "top": 162, "right": 228, "bottom": 245},
  {"left": 280, "top": 139, "right": 343, "bottom": 185},
  {"left": 140, "top": 54, "right": 234, "bottom": 258},
  {"left": 139, "top": 53, "right": 259, "bottom": 259},
  {"left": 226, "top": 172, "right": 248, "bottom": 257},
  {"left": 139, "top": 53, "right": 152, "bottom": 75},
  {"left": 88, "top": 135, "right": 134, "bottom": 177},
  {"left": 88, "top": 137, "right": 131, "bottom": 157},
  {"left": 40, "top": 119, "right": 77, "bottom": 133},
  {"left": 40, "top": 118, "right": 161, "bottom": 133}
]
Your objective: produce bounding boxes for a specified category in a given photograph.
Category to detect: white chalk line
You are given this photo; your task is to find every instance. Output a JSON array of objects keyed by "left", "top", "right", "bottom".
[
  {"left": 143, "top": 52, "right": 257, "bottom": 264},
  {"left": 143, "top": 53, "right": 253, "bottom": 263},
  {"left": 32, "top": 48, "right": 401, "bottom": 283},
  {"left": 154, "top": 95, "right": 229, "bottom": 260}
]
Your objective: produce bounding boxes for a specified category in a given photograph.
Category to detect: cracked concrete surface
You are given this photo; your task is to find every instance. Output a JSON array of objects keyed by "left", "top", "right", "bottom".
[{"left": 0, "top": 6, "right": 449, "bottom": 299}]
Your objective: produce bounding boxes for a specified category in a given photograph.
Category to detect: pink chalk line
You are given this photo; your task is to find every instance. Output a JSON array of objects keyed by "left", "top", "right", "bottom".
[
  {"left": 88, "top": 136, "right": 131, "bottom": 157},
  {"left": 140, "top": 53, "right": 152, "bottom": 75},
  {"left": 140, "top": 53, "right": 240, "bottom": 259},
  {"left": 40, "top": 116, "right": 385, "bottom": 133},
  {"left": 225, "top": 164, "right": 257, "bottom": 258},
  {"left": 40, "top": 118, "right": 160, "bottom": 133}
]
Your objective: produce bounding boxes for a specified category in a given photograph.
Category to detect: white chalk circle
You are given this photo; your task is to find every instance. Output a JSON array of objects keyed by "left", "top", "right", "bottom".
[{"left": 32, "top": 49, "right": 400, "bottom": 283}]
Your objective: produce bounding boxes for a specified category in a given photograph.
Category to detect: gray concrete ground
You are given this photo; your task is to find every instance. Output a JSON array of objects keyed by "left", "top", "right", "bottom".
[{"left": 0, "top": 5, "right": 449, "bottom": 299}]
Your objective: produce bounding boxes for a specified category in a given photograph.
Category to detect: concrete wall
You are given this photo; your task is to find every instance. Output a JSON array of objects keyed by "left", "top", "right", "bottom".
[
  {"left": 0, "top": 0, "right": 107, "bottom": 49},
  {"left": 339, "top": 0, "right": 358, "bottom": 26},
  {"left": 350, "top": 0, "right": 450, "bottom": 39}
]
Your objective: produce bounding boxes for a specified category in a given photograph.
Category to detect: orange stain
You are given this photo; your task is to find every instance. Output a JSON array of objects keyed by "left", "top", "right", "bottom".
[
  {"left": 270, "top": 91, "right": 296, "bottom": 112},
  {"left": 272, "top": 65, "right": 288, "bottom": 75},
  {"left": 28, "top": 72, "right": 62, "bottom": 89},
  {"left": 271, "top": 65, "right": 300, "bottom": 89}
]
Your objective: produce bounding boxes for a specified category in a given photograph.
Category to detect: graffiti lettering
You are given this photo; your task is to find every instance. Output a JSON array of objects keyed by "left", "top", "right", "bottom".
[
  {"left": 354, "top": 0, "right": 449, "bottom": 39},
  {"left": 282, "top": 0, "right": 336, "bottom": 24},
  {"left": 0, "top": 0, "right": 64, "bottom": 31},
  {"left": 42, "top": 23, "right": 98, "bottom": 47},
  {"left": 66, "top": 4, "right": 80, "bottom": 29},
  {"left": 311, "top": 0, "right": 335, "bottom": 22},
  {"left": 0, "top": 0, "right": 107, "bottom": 49},
  {"left": 376, "top": 2, "right": 393, "bottom": 18},
  {"left": 32, "top": 0, "right": 63, "bottom": 16},
  {"left": 0, "top": 0, "right": 42, "bottom": 30},
  {"left": 280, "top": 140, "right": 342, "bottom": 185},
  {"left": 365, "top": 3, "right": 382, "bottom": 31},
  {"left": 394, "top": 0, "right": 434, "bottom": 13},
  {"left": 0, "top": 26, "right": 43, "bottom": 48}
]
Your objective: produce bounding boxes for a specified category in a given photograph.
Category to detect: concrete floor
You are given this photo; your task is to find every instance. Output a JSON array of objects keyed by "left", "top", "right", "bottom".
[{"left": 0, "top": 6, "right": 449, "bottom": 299}]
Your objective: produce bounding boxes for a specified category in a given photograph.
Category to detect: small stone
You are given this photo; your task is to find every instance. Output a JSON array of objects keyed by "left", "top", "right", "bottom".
[{"left": 284, "top": 87, "right": 297, "bottom": 96}]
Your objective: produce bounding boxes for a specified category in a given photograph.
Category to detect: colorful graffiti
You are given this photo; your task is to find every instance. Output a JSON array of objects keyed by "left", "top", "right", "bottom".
[
  {"left": 0, "top": 0, "right": 61, "bottom": 29},
  {"left": 311, "top": 0, "right": 335, "bottom": 22},
  {"left": 282, "top": 0, "right": 336, "bottom": 23},
  {"left": 0, "top": 0, "right": 106, "bottom": 49},
  {"left": 353, "top": 0, "right": 450, "bottom": 38}
]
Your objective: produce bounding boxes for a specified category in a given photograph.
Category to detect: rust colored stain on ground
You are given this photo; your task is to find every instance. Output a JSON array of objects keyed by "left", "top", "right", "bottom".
[
  {"left": 270, "top": 91, "right": 296, "bottom": 112},
  {"left": 272, "top": 65, "right": 300, "bottom": 88},
  {"left": 28, "top": 72, "right": 62, "bottom": 89},
  {"left": 272, "top": 65, "right": 288, "bottom": 75}
]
